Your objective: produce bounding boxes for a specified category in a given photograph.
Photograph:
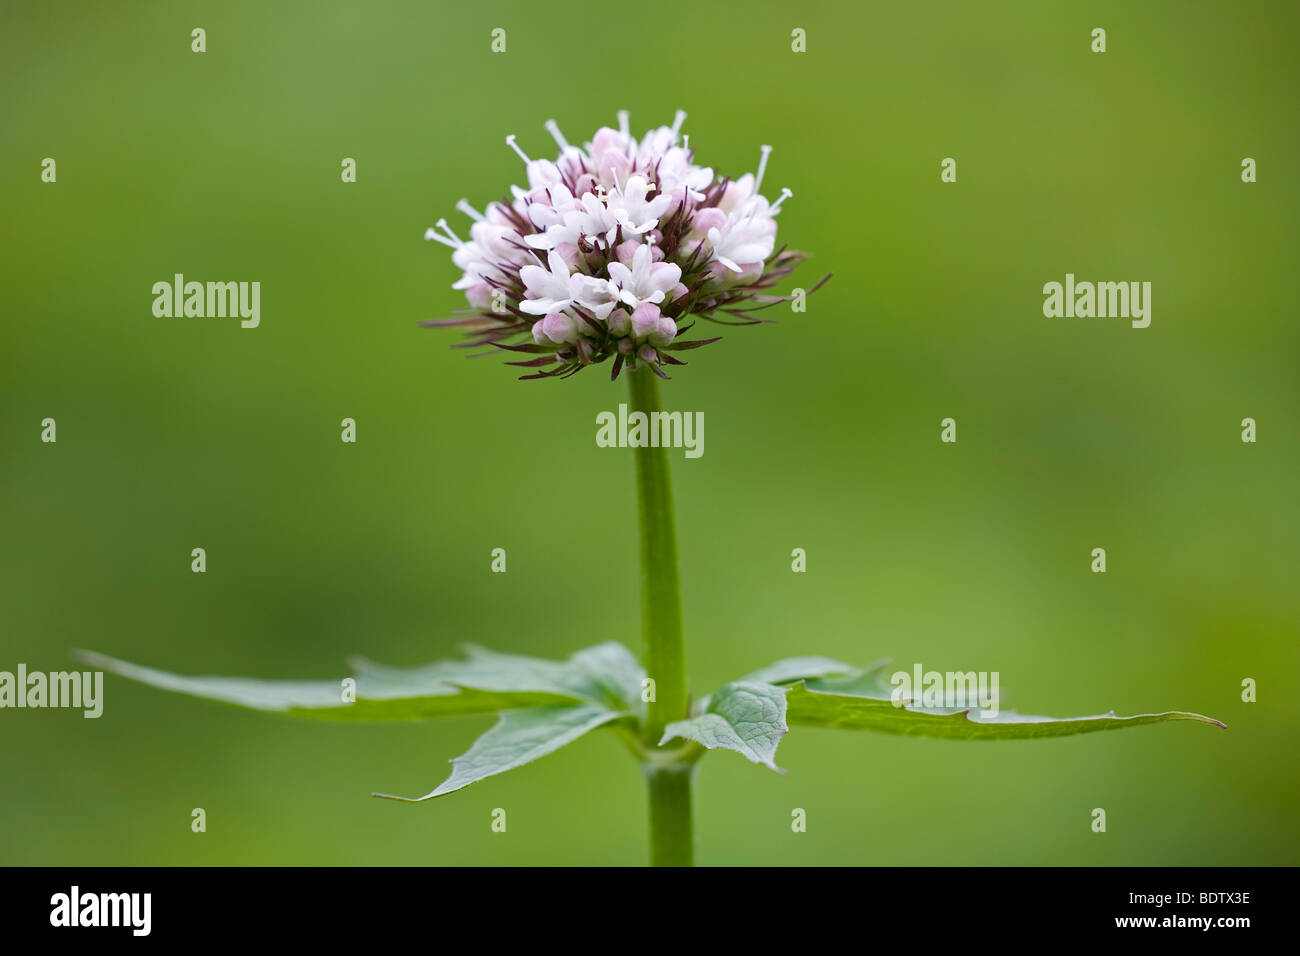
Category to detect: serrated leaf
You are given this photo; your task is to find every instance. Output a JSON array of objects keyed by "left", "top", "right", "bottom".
[
  {"left": 374, "top": 703, "right": 625, "bottom": 801},
  {"left": 660, "top": 681, "right": 789, "bottom": 772},
  {"left": 78, "top": 645, "right": 614, "bottom": 721},
  {"left": 785, "top": 679, "right": 1227, "bottom": 739}
]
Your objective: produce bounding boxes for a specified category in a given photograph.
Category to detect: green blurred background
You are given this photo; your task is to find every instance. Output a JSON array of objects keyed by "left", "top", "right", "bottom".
[{"left": 2, "top": 0, "right": 1297, "bottom": 866}]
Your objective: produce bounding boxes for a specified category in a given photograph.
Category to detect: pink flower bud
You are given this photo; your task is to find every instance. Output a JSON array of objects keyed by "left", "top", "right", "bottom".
[
  {"left": 608, "top": 309, "right": 632, "bottom": 336},
  {"left": 540, "top": 311, "right": 577, "bottom": 344},
  {"left": 649, "top": 316, "right": 678, "bottom": 347},
  {"left": 630, "top": 302, "right": 661, "bottom": 339}
]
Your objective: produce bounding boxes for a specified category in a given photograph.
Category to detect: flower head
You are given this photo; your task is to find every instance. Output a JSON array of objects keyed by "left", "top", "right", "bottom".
[{"left": 423, "top": 111, "right": 828, "bottom": 380}]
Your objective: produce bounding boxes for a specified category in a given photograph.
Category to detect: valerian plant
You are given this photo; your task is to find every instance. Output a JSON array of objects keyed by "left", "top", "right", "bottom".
[{"left": 82, "top": 112, "right": 1224, "bottom": 867}]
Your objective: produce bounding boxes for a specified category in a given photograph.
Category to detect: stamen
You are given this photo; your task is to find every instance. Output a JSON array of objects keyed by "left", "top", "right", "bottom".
[
  {"left": 505, "top": 134, "right": 531, "bottom": 165},
  {"left": 671, "top": 110, "right": 687, "bottom": 139},
  {"left": 769, "top": 187, "right": 793, "bottom": 213},
  {"left": 683, "top": 134, "right": 690, "bottom": 150},
  {"left": 755, "top": 145, "right": 773, "bottom": 193},
  {"left": 424, "top": 227, "right": 458, "bottom": 248},
  {"left": 617, "top": 110, "right": 630, "bottom": 138},
  {"left": 543, "top": 119, "right": 570, "bottom": 152},
  {"left": 436, "top": 218, "right": 463, "bottom": 245},
  {"left": 455, "top": 199, "right": 485, "bottom": 222}
]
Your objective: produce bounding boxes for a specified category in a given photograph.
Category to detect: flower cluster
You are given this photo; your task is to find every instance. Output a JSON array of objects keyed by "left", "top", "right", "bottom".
[{"left": 423, "top": 111, "right": 826, "bottom": 380}]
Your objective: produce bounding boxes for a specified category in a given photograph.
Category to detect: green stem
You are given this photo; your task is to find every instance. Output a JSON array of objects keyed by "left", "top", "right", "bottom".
[
  {"left": 628, "top": 366, "right": 693, "bottom": 866},
  {"left": 643, "top": 763, "right": 694, "bottom": 867},
  {"left": 628, "top": 367, "right": 689, "bottom": 737}
]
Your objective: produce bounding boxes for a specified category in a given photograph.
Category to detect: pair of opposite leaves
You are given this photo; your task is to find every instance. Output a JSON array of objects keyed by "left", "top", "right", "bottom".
[{"left": 77, "top": 643, "right": 1224, "bottom": 800}]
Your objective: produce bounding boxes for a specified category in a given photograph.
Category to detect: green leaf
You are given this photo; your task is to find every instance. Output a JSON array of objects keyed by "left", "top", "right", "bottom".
[
  {"left": 373, "top": 703, "right": 624, "bottom": 801},
  {"left": 77, "top": 644, "right": 633, "bottom": 721},
  {"left": 785, "top": 674, "right": 1227, "bottom": 740},
  {"left": 660, "top": 681, "right": 789, "bottom": 772},
  {"left": 354, "top": 641, "right": 644, "bottom": 711},
  {"left": 566, "top": 641, "right": 647, "bottom": 718},
  {"left": 687, "top": 657, "right": 854, "bottom": 714},
  {"left": 680, "top": 658, "right": 1225, "bottom": 775},
  {"left": 739, "top": 656, "right": 856, "bottom": 686}
]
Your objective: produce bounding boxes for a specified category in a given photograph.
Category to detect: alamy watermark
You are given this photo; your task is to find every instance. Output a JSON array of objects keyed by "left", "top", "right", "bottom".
[
  {"left": 152, "top": 274, "right": 260, "bottom": 328},
  {"left": 50, "top": 886, "right": 150, "bottom": 936},
  {"left": 1042, "top": 273, "right": 1151, "bottom": 328},
  {"left": 1, "top": 664, "right": 103, "bottom": 717},
  {"left": 596, "top": 403, "right": 703, "bottom": 459},
  {"left": 890, "top": 663, "right": 1000, "bottom": 718}
]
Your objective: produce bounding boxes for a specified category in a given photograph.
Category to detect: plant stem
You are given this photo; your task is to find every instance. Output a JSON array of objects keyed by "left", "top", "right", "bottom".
[
  {"left": 644, "top": 763, "right": 694, "bottom": 867},
  {"left": 627, "top": 366, "right": 693, "bottom": 866},
  {"left": 628, "top": 367, "right": 689, "bottom": 737}
]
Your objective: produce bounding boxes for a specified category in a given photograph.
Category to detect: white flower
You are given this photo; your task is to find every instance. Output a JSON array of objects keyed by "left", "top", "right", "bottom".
[
  {"left": 608, "top": 243, "right": 682, "bottom": 309},
  {"left": 707, "top": 210, "right": 777, "bottom": 273},
  {"left": 519, "top": 251, "right": 581, "bottom": 315},
  {"left": 635, "top": 111, "right": 687, "bottom": 168},
  {"left": 527, "top": 177, "right": 669, "bottom": 253},
  {"left": 657, "top": 147, "right": 713, "bottom": 203},
  {"left": 609, "top": 176, "right": 672, "bottom": 236},
  {"left": 703, "top": 147, "right": 791, "bottom": 273},
  {"left": 528, "top": 191, "right": 621, "bottom": 250},
  {"left": 526, "top": 184, "right": 579, "bottom": 236},
  {"left": 570, "top": 273, "right": 618, "bottom": 321}
]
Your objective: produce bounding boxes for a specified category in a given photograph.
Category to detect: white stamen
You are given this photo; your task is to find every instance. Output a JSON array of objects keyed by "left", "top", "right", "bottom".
[
  {"left": 755, "top": 145, "right": 773, "bottom": 194},
  {"left": 671, "top": 110, "right": 687, "bottom": 138},
  {"left": 455, "top": 199, "right": 485, "bottom": 222},
  {"left": 543, "top": 119, "right": 570, "bottom": 152},
  {"left": 435, "top": 218, "right": 463, "bottom": 245},
  {"left": 424, "top": 227, "right": 458, "bottom": 248},
  {"left": 769, "top": 187, "right": 793, "bottom": 213},
  {"left": 505, "top": 134, "right": 531, "bottom": 165},
  {"left": 683, "top": 134, "right": 690, "bottom": 150},
  {"left": 617, "top": 110, "right": 630, "bottom": 138}
]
